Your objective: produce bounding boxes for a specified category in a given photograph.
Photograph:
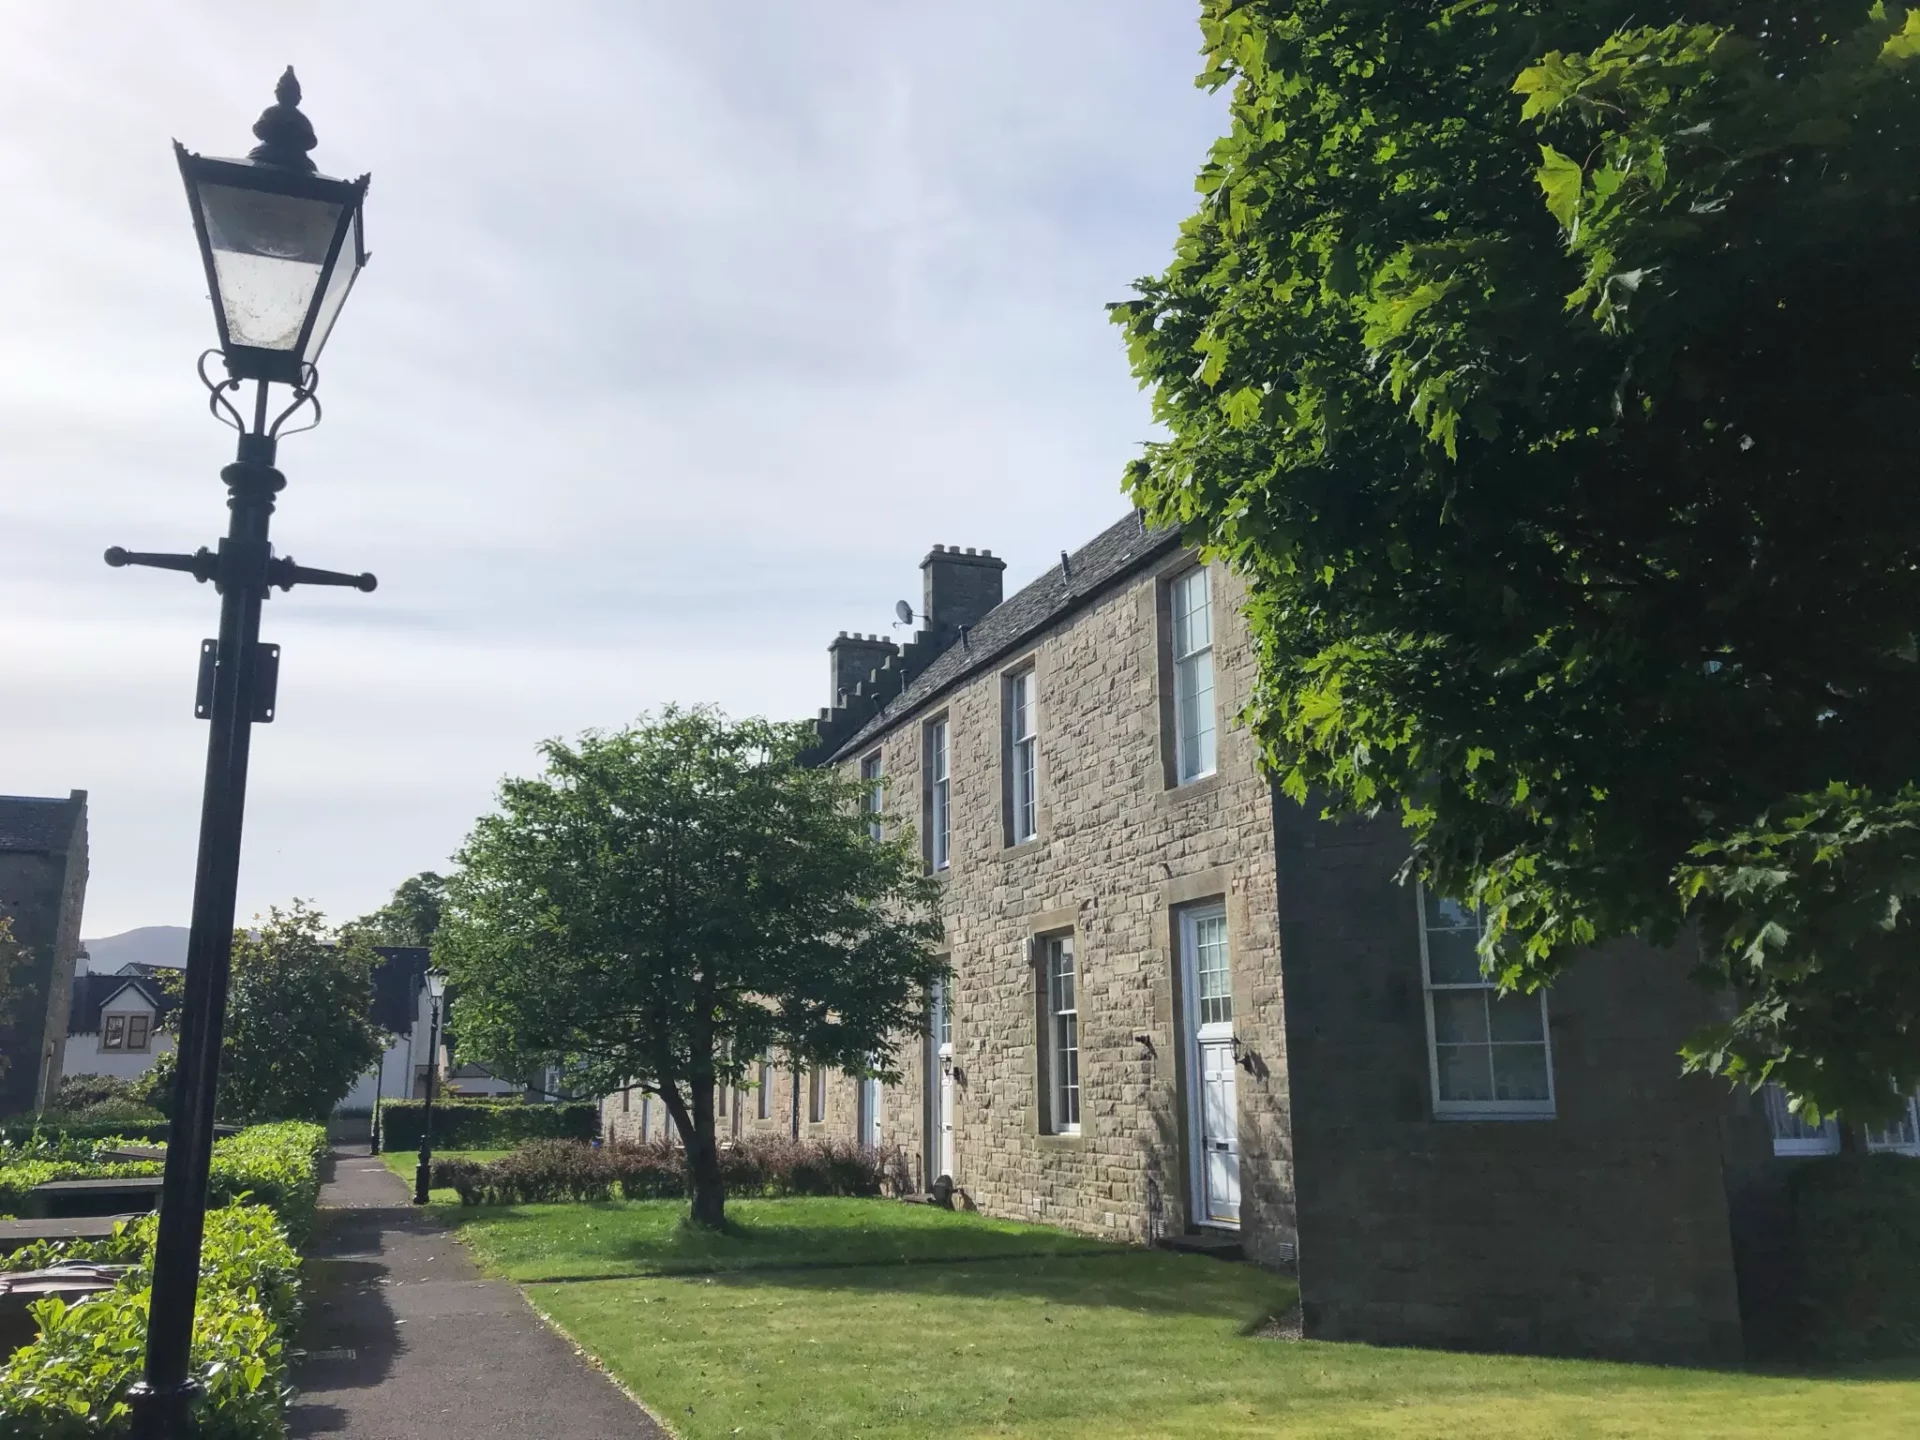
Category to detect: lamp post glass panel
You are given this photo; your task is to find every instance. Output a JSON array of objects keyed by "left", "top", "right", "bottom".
[
  {"left": 114, "top": 69, "right": 374, "bottom": 1440},
  {"left": 415, "top": 970, "right": 448, "bottom": 1204}
]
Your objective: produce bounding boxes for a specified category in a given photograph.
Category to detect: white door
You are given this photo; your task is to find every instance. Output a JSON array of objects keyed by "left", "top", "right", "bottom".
[
  {"left": 928, "top": 980, "right": 955, "bottom": 1183},
  {"left": 858, "top": 1076, "right": 883, "bottom": 1149},
  {"left": 1182, "top": 906, "right": 1240, "bottom": 1227}
]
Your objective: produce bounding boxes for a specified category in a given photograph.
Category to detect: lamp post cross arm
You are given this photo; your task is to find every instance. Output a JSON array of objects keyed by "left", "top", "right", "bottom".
[{"left": 104, "top": 545, "right": 376, "bottom": 595}]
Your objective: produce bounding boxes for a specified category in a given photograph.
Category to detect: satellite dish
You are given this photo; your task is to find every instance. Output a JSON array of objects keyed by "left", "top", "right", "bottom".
[{"left": 895, "top": 599, "right": 915, "bottom": 626}]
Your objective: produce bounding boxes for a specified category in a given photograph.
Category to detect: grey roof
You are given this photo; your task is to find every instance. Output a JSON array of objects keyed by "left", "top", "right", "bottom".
[
  {"left": 68, "top": 973, "right": 174, "bottom": 1035},
  {"left": 828, "top": 511, "right": 1183, "bottom": 762},
  {"left": 0, "top": 793, "right": 83, "bottom": 854}
]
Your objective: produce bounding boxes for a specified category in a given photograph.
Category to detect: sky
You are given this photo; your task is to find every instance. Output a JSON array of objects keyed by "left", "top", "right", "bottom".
[{"left": 0, "top": 2, "right": 1228, "bottom": 938}]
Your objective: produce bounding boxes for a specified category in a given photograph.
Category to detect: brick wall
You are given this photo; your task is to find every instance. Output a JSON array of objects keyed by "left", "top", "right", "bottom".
[
  {"left": 845, "top": 552, "right": 1295, "bottom": 1262},
  {"left": 1273, "top": 798, "right": 1766, "bottom": 1361}
]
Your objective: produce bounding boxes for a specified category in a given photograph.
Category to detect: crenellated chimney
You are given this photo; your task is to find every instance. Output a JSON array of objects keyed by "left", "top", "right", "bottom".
[
  {"left": 828, "top": 631, "right": 899, "bottom": 707},
  {"left": 921, "top": 545, "right": 1005, "bottom": 637}
]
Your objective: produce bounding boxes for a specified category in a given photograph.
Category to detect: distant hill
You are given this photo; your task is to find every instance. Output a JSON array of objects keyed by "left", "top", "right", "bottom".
[{"left": 80, "top": 926, "right": 189, "bottom": 972}]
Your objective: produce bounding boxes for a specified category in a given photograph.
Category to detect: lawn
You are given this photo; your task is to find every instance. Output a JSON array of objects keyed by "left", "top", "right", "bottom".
[{"left": 425, "top": 1194, "right": 1919, "bottom": 1439}]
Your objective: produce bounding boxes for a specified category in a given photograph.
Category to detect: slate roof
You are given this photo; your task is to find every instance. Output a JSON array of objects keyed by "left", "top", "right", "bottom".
[
  {"left": 0, "top": 793, "right": 83, "bottom": 854},
  {"left": 827, "top": 511, "right": 1184, "bottom": 763},
  {"left": 68, "top": 974, "right": 175, "bottom": 1035},
  {"left": 371, "top": 946, "right": 430, "bottom": 1035}
]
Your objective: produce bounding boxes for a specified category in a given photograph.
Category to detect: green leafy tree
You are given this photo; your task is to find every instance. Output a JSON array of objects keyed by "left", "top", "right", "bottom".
[
  {"left": 435, "top": 707, "right": 945, "bottom": 1228},
  {"left": 149, "top": 902, "right": 386, "bottom": 1123},
  {"left": 342, "top": 871, "right": 447, "bottom": 947},
  {"left": 1116, "top": 2, "right": 1920, "bottom": 1122}
]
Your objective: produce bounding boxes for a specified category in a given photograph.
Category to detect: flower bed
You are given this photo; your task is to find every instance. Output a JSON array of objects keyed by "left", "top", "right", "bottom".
[{"left": 433, "top": 1134, "right": 905, "bottom": 1206}]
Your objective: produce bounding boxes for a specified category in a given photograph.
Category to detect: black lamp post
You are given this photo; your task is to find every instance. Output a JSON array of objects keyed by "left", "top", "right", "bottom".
[
  {"left": 116, "top": 69, "right": 374, "bottom": 1440},
  {"left": 414, "top": 969, "right": 448, "bottom": 1204}
]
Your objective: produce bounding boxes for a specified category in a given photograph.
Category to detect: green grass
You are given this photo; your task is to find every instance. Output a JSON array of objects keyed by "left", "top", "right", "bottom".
[
  {"left": 430, "top": 1195, "right": 1919, "bottom": 1438},
  {"left": 432, "top": 1193, "right": 1118, "bottom": 1282}
]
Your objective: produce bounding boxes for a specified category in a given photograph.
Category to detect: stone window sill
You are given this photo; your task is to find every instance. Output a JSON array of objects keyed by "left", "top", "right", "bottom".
[
  {"left": 1157, "top": 772, "right": 1224, "bottom": 812},
  {"left": 1035, "top": 1131, "right": 1092, "bottom": 1151},
  {"left": 999, "top": 836, "right": 1046, "bottom": 862}
]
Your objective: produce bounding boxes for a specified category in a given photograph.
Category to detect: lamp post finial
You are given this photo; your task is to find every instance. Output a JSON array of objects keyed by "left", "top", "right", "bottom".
[{"left": 249, "top": 65, "right": 317, "bottom": 172}]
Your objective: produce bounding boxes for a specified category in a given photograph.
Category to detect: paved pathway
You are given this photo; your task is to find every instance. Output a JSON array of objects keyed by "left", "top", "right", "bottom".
[{"left": 290, "top": 1147, "right": 662, "bottom": 1439}]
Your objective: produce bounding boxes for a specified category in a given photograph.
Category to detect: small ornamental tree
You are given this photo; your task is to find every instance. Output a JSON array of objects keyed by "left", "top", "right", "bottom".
[
  {"left": 435, "top": 707, "right": 945, "bottom": 1229},
  {"left": 150, "top": 902, "right": 386, "bottom": 1123},
  {"left": 1117, "top": 2, "right": 1920, "bottom": 1123}
]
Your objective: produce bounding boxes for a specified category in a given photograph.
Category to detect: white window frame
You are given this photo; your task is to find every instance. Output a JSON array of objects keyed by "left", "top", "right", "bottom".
[
  {"left": 126, "top": 1014, "right": 150, "bottom": 1053},
  {"left": 1171, "top": 567, "right": 1217, "bottom": 784},
  {"left": 1417, "top": 883, "right": 1556, "bottom": 1120},
  {"left": 808, "top": 1065, "right": 827, "bottom": 1124},
  {"left": 1008, "top": 668, "right": 1038, "bottom": 844},
  {"left": 927, "top": 717, "right": 951, "bottom": 871},
  {"left": 102, "top": 1014, "right": 127, "bottom": 1050},
  {"left": 1763, "top": 1083, "right": 1920, "bottom": 1157},
  {"left": 1041, "top": 935, "right": 1080, "bottom": 1134},
  {"left": 757, "top": 1058, "right": 773, "bottom": 1120},
  {"left": 861, "top": 751, "right": 884, "bottom": 841}
]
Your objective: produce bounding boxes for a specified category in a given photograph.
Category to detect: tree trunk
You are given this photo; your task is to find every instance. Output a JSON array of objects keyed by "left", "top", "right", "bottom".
[
  {"left": 1837, "top": 1118, "right": 1864, "bottom": 1155},
  {"left": 665, "top": 1075, "right": 727, "bottom": 1229}
]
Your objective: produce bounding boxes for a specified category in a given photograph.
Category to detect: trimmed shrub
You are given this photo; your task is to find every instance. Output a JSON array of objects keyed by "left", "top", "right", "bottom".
[
  {"left": 0, "top": 1204, "right": 300, "bottom": 1438},
  {"left": 0, "top": 1120, "right": 175, "bottom": 1148},
  {"left": 376, "top": 1098, "right": 598, "bottom": 1152},
  {"left": 434, "top": 1134, "right": 903, "bottom": 1206},
  {"left": 0, "top": 1121, "right": 326, "bottom": 1239},
  {"left": 209, "top": 1121, "right": 330, "bottom": 1243},
  {"left": 1794, "top": 1152, "right": 1920, "bottom": 1359}
]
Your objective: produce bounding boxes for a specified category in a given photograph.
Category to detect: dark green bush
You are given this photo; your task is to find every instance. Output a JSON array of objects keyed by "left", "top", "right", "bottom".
[
  {"left": 49, "top": 1074, "right": 161, "bottom": 1120},
  {"left": 434, "top": 1134, "right": 901, "bottom": 1206},
  {"left": 0, "top": 1204, "right": 301, "bottom": 1438},
  {"left": 376, "top": 1098, "right": 598, "bottom": 1152},
  {"left": 1794, "top": 1152, "right": 1920, "bottom": 1359}
]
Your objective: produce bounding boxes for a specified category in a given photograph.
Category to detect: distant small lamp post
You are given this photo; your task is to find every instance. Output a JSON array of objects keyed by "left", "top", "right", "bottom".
[
  {"left": 415, "top": 969, "right": 449, "bottom": 1205},
  {"left": 118, "top": 69, "right": 374, "bottom": 1440}
]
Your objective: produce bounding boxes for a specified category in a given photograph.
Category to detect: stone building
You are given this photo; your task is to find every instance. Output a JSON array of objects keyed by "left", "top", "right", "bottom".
[
  {"left": 598, "top": 513, "right": 1863, "bottom": 1361},
  {"left": 0, "top": 791, "right": 90, "bottom": 1116}
]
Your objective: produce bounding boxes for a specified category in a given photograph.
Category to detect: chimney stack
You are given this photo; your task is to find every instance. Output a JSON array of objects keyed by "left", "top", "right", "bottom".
[
  {"left": 828, "top": 631, "right": 898, "bottom": 707},
  {"left": 921, "top": 545, "right": 1005, "bottom": 637}
]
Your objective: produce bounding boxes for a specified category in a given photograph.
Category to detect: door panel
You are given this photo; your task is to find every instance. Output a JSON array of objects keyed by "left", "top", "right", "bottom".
[
  {"left": 1199, "top": 1040, "right": 1241, "bottom": 1224},
  {"left": 1181, "top": 904, "right": 1241, "bottom": 1228}
]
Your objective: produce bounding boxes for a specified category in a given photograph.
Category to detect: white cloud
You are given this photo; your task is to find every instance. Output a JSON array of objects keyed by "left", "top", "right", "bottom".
[{"left": 0, "top": 1, "right": 1226, "bottom": 932}]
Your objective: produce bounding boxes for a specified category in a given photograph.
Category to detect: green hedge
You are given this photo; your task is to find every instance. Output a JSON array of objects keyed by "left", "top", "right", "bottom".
[
  {"left": 0, "top": 1204, "right": 300, "bottom": 1438},
  {"left": 376, "top": 1099, "right": 597, "bottom": 1152},
  {"left": 0, "top": 1122, "right": 328, "bottom": 1243},
  {"left": 1794, "top": 1152, "right": 1920, "bottom": 1359},
  {"left": 0, "top": 1120, "right": 175, "bottom": 1147}
]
